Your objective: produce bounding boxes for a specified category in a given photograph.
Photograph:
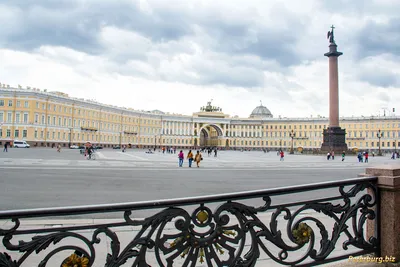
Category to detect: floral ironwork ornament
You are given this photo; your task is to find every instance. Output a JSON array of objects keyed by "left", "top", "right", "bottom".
[
  {"left": 62, "top": 253, "right": 89, "bottom": 267},
  {"left": 292, "top": 222, "right": 313, "bottom": 245}
]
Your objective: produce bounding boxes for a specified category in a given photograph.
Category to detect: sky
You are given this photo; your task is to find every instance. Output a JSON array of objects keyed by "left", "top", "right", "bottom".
[{"left": 0, "top": 0, "right": 399, "bottom": 118}]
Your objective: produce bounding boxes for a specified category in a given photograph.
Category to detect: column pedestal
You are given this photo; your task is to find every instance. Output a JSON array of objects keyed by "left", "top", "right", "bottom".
[{"left": 321, "top": 127, "right": 348, "bottom": 152}]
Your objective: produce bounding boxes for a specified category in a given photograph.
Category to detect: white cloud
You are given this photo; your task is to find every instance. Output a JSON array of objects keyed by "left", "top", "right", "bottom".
[{"left": 0, "top": 0, "right": 399, "bottom": 119}]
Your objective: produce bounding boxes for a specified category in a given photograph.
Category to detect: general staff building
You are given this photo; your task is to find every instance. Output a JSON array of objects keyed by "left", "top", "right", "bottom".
[{"left": 0, "top": 85, "right": 399, "bottom": 152}]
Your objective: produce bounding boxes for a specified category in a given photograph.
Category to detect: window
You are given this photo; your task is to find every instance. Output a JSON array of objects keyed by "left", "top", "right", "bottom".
[
  {"left": 42, "top": 103, "right": 45, "bottom": 110},
  {"left": 52, "top": 117, "right": 56, "bottom": 125},
  {"left": 35, "top": 114, "right": 39, "bottom": 123},
  {"left": 8, "top": 100, "right": 12, "bottom": 107},
  {"left": 47, "top": 116, "right": 51, "bottom": 125},
  {"left": 41, "top": 131, "right": 44, "bottom": 138},
  {"left": 24, "top": 101, "right": 29, "bottom": 108},
  {"left": 0, "top": 100, "right": 4, "bottom": 106},
  {"left": 34, "top": 130, "right": 38, "bottom": 138},
  {"left": 7, "top": 113, "right": 12, "bottom": 122},
  {"left": 7, "top": 129, "right": 11, "bottom": 137},
  {"left": 23, "top": 130, "right": 27, "bottom": 138},
  {"left": 54, "top": 105, "right": 56, "bottom": 112},
  {"left": 41, "top": 115, "right": 45, "bottom": 124},
  {"left": 16, "top": 113, "right": 20, "bottom": 123},
  {"left": 59, "top": 117, "right": 62, "bottom": 126},
  {"left": 23, "top": 113, "right": 28, "bottom": 123},
  {"left": 14, "top": 129, "right": 19, "bottom": 138},
  {"left": 36, "top": 102, "right": 39, "bottom": 108},
  {"left": 16, "top": 101, "right": 20, "bottom": 107},
  {"left": 47, "top": 132, "right": 50, "bottom": 139},
  {"left": 0, "top": 112, "right": 3, "bottom": 123}
]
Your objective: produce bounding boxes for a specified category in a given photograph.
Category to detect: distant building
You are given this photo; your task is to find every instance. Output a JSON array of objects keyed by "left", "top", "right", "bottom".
[{"left": 0, "top": 86, "right": 398, "bottom": 151}]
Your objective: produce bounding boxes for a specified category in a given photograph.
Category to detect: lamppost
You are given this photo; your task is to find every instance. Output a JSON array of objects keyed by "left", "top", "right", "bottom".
[
  {"left": 377, "top": 129, "right": 383, "bottom": 156},
  {"left": 289, "top": 129, "right": 295, "bottom": 154},
  {"left": 68, "top": 128, "right": 73, "bottom": 148}
]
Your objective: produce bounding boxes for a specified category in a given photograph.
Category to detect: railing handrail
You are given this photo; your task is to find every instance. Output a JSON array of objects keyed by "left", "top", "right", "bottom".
[{"left": 0, "top": 177, "right": 377, "bottom": 219}]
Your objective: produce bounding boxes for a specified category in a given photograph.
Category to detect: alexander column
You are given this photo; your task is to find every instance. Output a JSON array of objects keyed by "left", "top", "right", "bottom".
[{"left": 321, "top": 25, "right": 348, "bottom": 152}]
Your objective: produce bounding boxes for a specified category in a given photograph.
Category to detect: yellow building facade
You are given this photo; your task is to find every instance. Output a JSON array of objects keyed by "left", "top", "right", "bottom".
[{"left": 0, "top": 85, "right": 399, "bottom": 152}]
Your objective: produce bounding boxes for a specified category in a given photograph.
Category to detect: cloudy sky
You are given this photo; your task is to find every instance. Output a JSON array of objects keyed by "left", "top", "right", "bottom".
[{"left": 0, "top": 0, "right": 399, "bottom": 118}]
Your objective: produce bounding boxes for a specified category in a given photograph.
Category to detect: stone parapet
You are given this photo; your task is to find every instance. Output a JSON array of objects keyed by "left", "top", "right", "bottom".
[{"left": 360, "top": 165, "right": 400, "bottom": 262}]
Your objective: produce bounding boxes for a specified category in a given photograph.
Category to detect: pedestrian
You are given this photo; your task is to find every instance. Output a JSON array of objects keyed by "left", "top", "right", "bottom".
[
  {"left": 280, "top": 150, "right": 284, "bottom": 161},
  {"left": 3, "top": 142, "right": 8, "bottom": 152},
  {"left": 372, "top": 152, "right": 375, "bottom": 157},
  {"left": 327, "top": 152, "right": 330, "bottom": 160},
  {"left": 187, "top": 150, "right": 194, "bottom": 168},
  {"left": 194, "top": 150, "right": 203, "bottom": 168},
  {"left": 178, "top": 150, "right": 184, "bottom": 167},
  {"left": 365, "top": 151, "right": 369, "bottom": 163},
  {"left": 57, "top": 144, "right": 61, "bottom": 153},
  {"left": 331, "top": 151, "right": 335, "bottom": 160},
  {"left": 214, "top": 148, "right": 217, "bottom": 157},
  {"left": 342, "top": 151, "right": 345, "bottom": 161}
]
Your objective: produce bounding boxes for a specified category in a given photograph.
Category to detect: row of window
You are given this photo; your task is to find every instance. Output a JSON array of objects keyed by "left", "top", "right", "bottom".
[
  {"left": 0, "top": 129, "right": 28, "bottom": 138},
  {"left": 0, "top": 100, "right": 29, "bottom": 108}
]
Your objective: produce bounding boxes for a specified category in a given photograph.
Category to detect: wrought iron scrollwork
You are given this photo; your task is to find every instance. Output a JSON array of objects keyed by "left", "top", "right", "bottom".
[{"left": 0, "top": 178, "right": 379, "bottom": 266}]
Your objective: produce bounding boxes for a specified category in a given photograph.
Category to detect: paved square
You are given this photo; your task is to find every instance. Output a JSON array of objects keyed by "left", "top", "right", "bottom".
[{"left": 0, "top": 148, "right": 393, "bottom": 212}]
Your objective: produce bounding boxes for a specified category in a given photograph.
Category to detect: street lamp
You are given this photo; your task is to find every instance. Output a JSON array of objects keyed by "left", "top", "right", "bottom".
[
  {"left": 289, "top": 129, "right": 295, "bottom": 154},
  {"left": 68, "top": 128, "right": 73, "bottom": 148},
  {"left": 377, "top": 129, "right": 383, "bottom": 156}
]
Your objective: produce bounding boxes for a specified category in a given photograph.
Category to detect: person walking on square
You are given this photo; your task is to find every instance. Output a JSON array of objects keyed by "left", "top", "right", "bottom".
[
  {"left": 57, "top": 144, "right": 61, "bottom": 153},
  {"left": 327, "top": 152, "right": 331, "bottom": 160},
  {"left": 331, "top": 151, "right": 335, "bottom": 160},
  {"left": 365, "top": 151, "right": 369, "bottom": 163},
  {"left": 280, "top": 150, "right": 284, "bottom": 161},
  {"left": 187, "top": 150, "right": 194, "bottom": 168},
  {"left": 195, "top": 150, "right": 203, "bottom": 168},
  {"left": 3, "top": 142, "right": 8, "bottom": 152},
  {"left": 214, "top": 148, "right": 217, "bottom": 157},
  {"left": 342, "top": 151, "right": 345, "bottom": 161},
  {"left": 178, "top": 150, "right": 184, "bottom": 167}
]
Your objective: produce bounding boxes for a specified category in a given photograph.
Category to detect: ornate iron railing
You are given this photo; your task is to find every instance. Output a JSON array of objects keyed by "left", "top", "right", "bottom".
[{"left": 0, "top": 177, "right": 379, "bottom": 266}]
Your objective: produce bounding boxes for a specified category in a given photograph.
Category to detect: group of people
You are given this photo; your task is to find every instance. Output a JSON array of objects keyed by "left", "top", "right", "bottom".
[
  {"left": 204, "top": 147, "right": 218, "bottom": 157},
  {"left": 357, "top": 151, "right": 369, "bottom": 163},
  {"left": 326, "top": 151, "right": 335, "bottom": 160},
  {"left": 162, "top": 147, "right": 176, "bottom": 154},
  {"left": 178, "top": 150, "right": 203, "bottom": 167}
]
